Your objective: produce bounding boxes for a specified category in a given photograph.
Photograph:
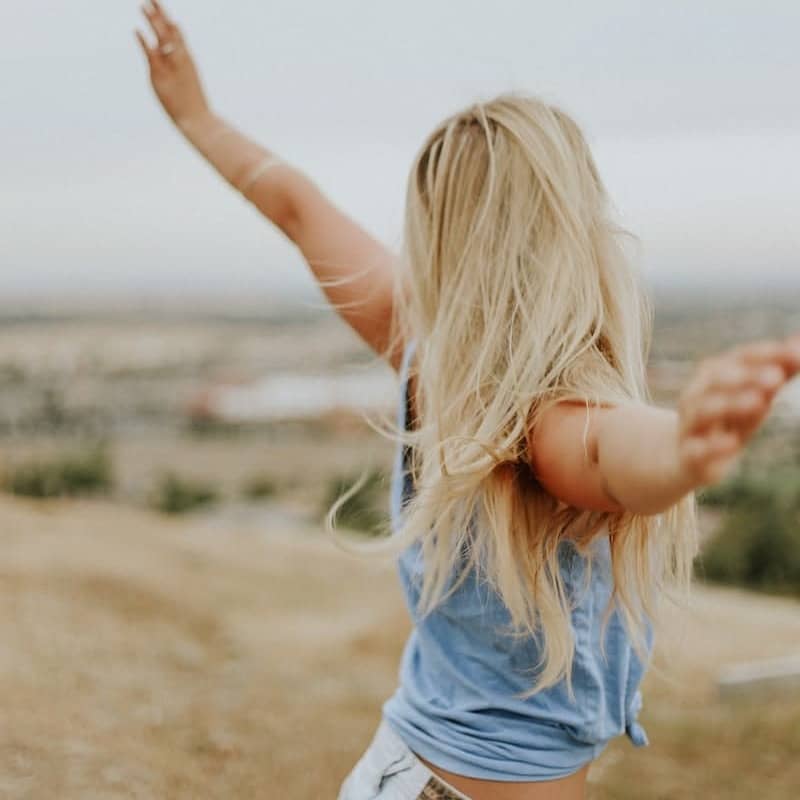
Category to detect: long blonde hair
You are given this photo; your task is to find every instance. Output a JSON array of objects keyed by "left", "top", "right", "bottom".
[{"left": 329, "top": 91, "right": 699, "bottom": 698}]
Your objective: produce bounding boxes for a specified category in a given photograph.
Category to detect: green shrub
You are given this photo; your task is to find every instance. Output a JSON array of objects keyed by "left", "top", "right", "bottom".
[
  {"left": 697, "top": 471, "right": 772, "bottom": 509},
  {"left": 698, "top": 465, "right": 800, "bottom": 511},
  {"left": 696, "top": 466, "right": 800, "bottom": 595},
  {"left": 0, "top": 363, "right": 25, "bottom": 385},
  {"left": 241, "top": 475, "right": 277, "bottom": 500},
  {"left": 321, "top": 467, "right": 388, "bottom": 536},
  {"left": 2, "top": 445, "right": 113, "bottom": 498},
  {"left": 150, "top": 472, "right": 218, "bottom": 515}
]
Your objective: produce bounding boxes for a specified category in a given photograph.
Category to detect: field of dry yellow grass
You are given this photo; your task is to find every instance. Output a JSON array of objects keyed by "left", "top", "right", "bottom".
[{"left": 0, "top": 494, "right": 798, "bottom": 799}]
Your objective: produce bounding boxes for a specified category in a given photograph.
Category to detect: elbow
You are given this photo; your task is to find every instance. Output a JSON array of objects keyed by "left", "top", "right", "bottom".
[
  {"left": 595, "top": 428, "right": 687, "bottom": 517},
  {"left": 590, "top": 433, "right": 626, "bottom": 513},
  {"left": 241, "top": 165, "right": 303, "bottom": 242},
  {"left": 528, "top": 401, "right": 627, "bottom": 514},
  {"left": 593, "top": 424, "right": 669, "bottom": 516},
  {"left": 597, "top": 466, "right": 679, "bottom": 516},
  {"left": 597, "top": 472, "right": 626, "bottom": 514},
  {"left": 277, "top": 203, "right": 302, "bottom": 242}
]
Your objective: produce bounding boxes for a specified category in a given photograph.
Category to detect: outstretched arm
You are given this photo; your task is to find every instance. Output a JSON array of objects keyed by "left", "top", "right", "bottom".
[
  {"left": 527, "top": 335, "right": 800, "bottom": 515},
  {"left": 135, "top": 1, "right": 401, "bottom": 367}
]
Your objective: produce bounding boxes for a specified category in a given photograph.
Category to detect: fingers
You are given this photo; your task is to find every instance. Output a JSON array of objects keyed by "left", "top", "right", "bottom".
[
  {"left": 676, "top": 333, "right": 800, "bottom": 488},
  {"left": 678, "top": 347, "right": 796, "bottom": 445},
  {"left": 141, "top": 0, "right": 183, "bottom": 55},
  {"left": 150, "top": 0, "right": 175, "bottom": 26},
  {"left": 680, "top": 434, "right": 740, "bottom": 486},
  {"left": 683, "top": 388, "right": 768, "bottom": 437},
  {"left": 680, "top": 428, "right": 741, "bottom": 482},
  {"left": 135, "top": 25, "right": 168, "bottom": 73},
  {"left": 686, "top": 338, "right": 800, "bottom": 407},
  {"left": 695, "top": 359, "right": 785, "bottom": 396},
  {"left": 729, "top": 338, "right": 800, "bottom": 376},
  {"left": 683, "top": 338, "right": 800, "bottom": 427},
  {"left": 138, "top": 1, "right": 187, "bottom": 71},
  {"left": 134, "top": 28, "right": 155, "bottom": 64},
  {"left": 142, "top": 8, "right": 166, "bottom": 44}
]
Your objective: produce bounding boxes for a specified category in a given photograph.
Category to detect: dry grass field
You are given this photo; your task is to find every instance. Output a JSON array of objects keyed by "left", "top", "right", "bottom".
[{"left": 0, "top": 495, "right": 798, "bottom": 799}]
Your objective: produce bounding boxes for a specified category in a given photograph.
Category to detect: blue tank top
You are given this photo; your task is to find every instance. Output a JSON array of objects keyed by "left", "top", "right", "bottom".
[{"left": 382, "top": 339, "right": 654, "bottom": 781}]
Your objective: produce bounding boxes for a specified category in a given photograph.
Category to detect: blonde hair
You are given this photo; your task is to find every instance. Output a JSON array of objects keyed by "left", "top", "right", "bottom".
[{"left": 328, "top": 91, "right": 699, "bottom": 699}]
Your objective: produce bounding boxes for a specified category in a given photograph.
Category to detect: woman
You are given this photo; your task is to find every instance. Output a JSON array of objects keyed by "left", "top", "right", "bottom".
[{"left": 136, "top": 4, "right": 800, "bottom": 798}]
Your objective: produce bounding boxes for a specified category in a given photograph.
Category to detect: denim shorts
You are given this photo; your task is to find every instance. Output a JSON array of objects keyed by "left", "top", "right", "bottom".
[{"left": 338, "top": 719, "right": 472, "bottom": 800}]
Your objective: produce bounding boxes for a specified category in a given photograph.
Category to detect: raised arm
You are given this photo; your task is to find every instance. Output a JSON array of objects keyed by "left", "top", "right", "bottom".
[
  {"left": 526, "top": 335, "right": 800, "bottom": 515},
  {"left": 135, "top": 1, "right": 401, "bottom": 367}
]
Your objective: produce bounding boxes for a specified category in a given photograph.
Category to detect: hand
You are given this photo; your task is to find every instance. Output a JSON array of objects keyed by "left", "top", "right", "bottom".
[
  {"left": 676, "top": 334, "right": 800, "bottom": 488},
  {"left": 135, "top": 1, "right": 210, "bottom": 128}
]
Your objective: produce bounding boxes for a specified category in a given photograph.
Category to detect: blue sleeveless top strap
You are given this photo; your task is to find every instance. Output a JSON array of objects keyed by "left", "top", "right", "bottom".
[{"left": 382, "top": 338, "right": 653, "bottom": 781}]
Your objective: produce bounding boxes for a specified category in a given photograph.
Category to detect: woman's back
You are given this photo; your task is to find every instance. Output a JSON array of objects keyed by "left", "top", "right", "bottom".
[
  {"left": 135, "top": 16, "right": 800, "bottom": 796},
  {"left": 381, "top": 339, "right": 653, "bottom": 787}
]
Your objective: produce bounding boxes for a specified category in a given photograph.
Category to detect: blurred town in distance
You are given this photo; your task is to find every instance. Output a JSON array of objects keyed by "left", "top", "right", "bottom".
[
  {"left": 1, "top": 280, "right": 799, "bottom": 530},
  {"left": 1, "top": 281, "right": 799, "bottom": 428}
]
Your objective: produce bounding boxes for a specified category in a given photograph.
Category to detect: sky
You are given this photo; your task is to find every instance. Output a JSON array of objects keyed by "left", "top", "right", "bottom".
[{"left": 1, "top": 0, "right": 798, "bottom": 310}]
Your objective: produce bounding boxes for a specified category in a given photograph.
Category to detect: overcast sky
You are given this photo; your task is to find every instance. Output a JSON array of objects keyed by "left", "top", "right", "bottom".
[{"left": 1, "top": 0, "right": 798, "bottom": 309}]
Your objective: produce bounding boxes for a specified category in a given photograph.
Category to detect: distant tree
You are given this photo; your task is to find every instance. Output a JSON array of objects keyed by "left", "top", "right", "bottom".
[
  {"left": 150, "top": 472, "right": 218, "bottom": 514},
  {"left": 1, "top": 444, "right": 114, "bottom": 499},
  {"left": 697, "top": 465, "right": 800, "bottom": 596}
]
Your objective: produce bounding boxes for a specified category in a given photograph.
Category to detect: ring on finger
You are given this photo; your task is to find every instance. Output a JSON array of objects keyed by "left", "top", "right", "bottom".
[{"left": 159, "top": 42, "right": 177, "bottom": 55}]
